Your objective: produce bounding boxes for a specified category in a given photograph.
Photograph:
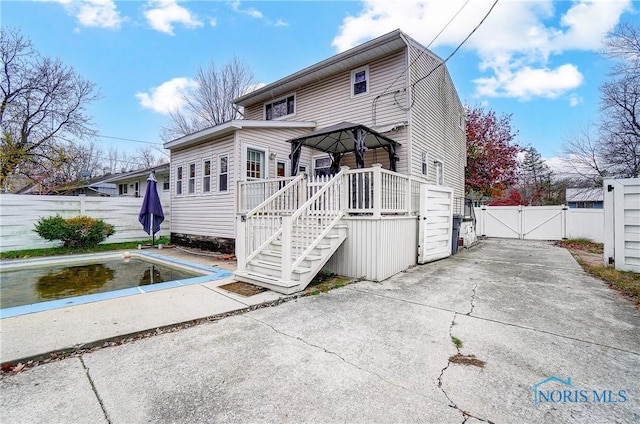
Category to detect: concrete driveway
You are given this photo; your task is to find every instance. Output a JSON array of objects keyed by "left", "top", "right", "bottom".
[{"left": 1, "top": 238, "right": 639, "bottom": 423}]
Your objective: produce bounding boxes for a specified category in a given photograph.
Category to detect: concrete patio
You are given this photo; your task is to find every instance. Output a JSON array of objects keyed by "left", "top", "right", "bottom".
[{"left": 1, "top": 239, "right": 639, "bottom": 423}]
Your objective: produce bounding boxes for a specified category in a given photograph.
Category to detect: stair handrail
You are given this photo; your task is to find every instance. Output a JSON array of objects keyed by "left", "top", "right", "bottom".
[
  {"left": 243, "top": 173, "right": 306, "bottom": 219},
  {"left": 239, "top": 173, "right": 307, "bottom": 268},
  {"left": 281, "top": 169, "right": 346, "bottom": 280}
]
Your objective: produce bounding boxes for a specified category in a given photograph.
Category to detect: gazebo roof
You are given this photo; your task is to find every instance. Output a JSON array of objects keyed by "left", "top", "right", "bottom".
[{"left": 288, "top": 122, "right": 399, "bottom": 154}]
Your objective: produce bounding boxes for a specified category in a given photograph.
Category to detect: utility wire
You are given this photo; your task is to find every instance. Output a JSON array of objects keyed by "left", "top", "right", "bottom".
[{"left": 96, "top": 134, "right": 162, "bottom": 145}]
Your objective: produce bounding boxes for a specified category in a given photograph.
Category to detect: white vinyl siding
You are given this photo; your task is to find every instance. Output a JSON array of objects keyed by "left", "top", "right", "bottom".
[
  {"left": 406, "top": 43, "right": 465, "bottom": 198},
  {"left": 243, "top": 50, "right": 409, "bottom": 174},
  {"left": 170, "top": 136, "right": 235, "bottom": 239}
]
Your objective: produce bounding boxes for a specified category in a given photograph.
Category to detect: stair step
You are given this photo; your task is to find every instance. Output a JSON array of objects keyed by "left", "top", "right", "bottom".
[
  {"left": 260, "top": 250, "right": 323, "bottom": 263},
  {"left": 247, "top": 259, "right": 312, "bottom": 277},
  {"left": 234, "top": 271, "right": 300, "bottom": 294}
]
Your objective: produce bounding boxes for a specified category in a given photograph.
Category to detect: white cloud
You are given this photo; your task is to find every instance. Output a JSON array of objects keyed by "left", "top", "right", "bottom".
[
  {"left": 144, "top": 0, "right": 203, "bottom": 35},
  {"left": 135, "top": 77, "right": 196, "bottom": 114},
  {"left": 274, "top": 19, "right": 289, "bottom": 27},
  {"left": 332, "top": 0, "right": 633, "bottom": 101},
  {"left": 569, "top": 94, "right": 582, "bottom": 107},
  {"left": 44, "top": 0, "right": 123, "bottom": 29},
  {"left": 230, "top": 0, "right": 263, "bottom": 19},
  {"left": 475, "top": 64, "right": 584, "bottom": 100}
]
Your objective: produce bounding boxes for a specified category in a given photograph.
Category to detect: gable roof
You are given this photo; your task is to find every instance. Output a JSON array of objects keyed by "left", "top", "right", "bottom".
[
  {"left": 234, "top": 29, "right": 439, "bottom": 107},
  {"left": 103, "top": 163, "right": 170, "bottom": 184}
]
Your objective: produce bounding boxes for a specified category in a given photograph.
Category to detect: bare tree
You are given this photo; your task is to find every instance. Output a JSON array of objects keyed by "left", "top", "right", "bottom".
[
  {"left": 161, "top": 57, "right": 255, "bottom": 141},
  {"left": 562, "top": 23, "right": 640, "bottom": 182},
  {"left": 0, "top": 28, "right": 100, "bottom": 188}
]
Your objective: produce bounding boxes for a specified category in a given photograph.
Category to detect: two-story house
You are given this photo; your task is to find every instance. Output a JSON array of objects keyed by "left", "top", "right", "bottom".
[{"left": 164, "top": 29, "right": 467, "bottom": 293}]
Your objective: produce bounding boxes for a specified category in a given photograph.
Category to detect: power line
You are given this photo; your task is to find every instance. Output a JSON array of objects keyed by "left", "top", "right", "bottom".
[{"left": 96, "top": 134, "right": 162, "bottom": 145}]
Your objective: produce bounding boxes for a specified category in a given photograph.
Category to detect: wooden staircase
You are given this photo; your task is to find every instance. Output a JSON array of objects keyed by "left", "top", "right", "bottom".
[
  {"left": 234, "top": 222, "right": 347, "bottom": 294},
  {"left": 235, "top": 171, "right": 347, "bottom": 294}
]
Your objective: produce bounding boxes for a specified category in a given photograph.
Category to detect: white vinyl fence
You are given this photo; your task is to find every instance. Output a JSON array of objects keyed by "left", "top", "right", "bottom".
[
  {"left": 0, "top": 194, "right": 170, "bottom": 252},
  {"left": 604, "top": 178, "right": 640, "bottom": 272},
  {"left": 474, "top": 205, "right": 604, "bottom": 243}
]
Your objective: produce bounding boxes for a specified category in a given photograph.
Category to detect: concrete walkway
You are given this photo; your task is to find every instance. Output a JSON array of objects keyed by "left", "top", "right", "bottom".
[{"left": 1, "top": 239, "right": 639, "bottom": 423}]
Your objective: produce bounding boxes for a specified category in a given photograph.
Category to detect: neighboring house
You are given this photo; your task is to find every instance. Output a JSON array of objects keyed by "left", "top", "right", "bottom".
[
  {"left": 164, "top": 29, "right": 467, "bottom": 292},
  {"left": 15, "top": 175, "right": 116, "bottom": 196},
  {"left": 103, "top": 164, "right": 171, "bottom": 202},
  {"left": 566, "top": 188, "right": 604, "bottom": 209}
]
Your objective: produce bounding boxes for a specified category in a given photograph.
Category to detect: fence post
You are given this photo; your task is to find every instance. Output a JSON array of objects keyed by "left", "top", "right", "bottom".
[
  {"left": 372, "top": 164, "right": 382, "bottom": 218},
  {"left": 281, "top": 216, "right": 292, "bottom": 282},
  {"left": 79, "top": 194, "right": 86, "bottom": 215},
  {"left": 236, "top": 216, "right": 246, "bottom": 271}
]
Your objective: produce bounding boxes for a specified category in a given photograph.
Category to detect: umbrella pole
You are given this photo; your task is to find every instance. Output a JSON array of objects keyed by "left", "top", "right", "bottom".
[{"left": 151, "top": 215, "right": 155, "bottom": 246}]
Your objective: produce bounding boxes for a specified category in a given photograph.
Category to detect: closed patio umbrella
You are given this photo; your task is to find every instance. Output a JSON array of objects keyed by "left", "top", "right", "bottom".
[{"left": 138, "top": 172, "right": 164, "bottom": 246}]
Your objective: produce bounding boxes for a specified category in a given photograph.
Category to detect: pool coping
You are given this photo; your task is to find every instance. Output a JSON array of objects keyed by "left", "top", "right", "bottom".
[{"left": 0, "top": 251, "right": 233, "bottom": 319}]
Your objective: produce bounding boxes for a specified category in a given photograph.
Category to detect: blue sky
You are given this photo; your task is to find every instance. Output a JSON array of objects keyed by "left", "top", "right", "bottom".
[{"left": 2, "top": 0, "right": 636, "bottom": 167}]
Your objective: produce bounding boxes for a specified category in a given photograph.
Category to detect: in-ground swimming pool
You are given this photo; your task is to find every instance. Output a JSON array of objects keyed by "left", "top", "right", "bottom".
[{"left": 0, "top": 251, "right": 232, "bottom": 318}]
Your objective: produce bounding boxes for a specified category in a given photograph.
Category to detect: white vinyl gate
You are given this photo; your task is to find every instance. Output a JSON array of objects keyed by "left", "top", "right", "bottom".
[
  {"left": 604, "top": 178, "right": 640, "bottom": 272},
  {"left": 476, "top": 205, "right": 567, "bottom": 240},
  {"left": 418, "top": 185, "right": 453, "bottom": 263}
]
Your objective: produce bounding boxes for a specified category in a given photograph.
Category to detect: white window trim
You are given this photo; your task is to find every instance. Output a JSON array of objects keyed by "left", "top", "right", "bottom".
[
  {"left": 133, "top": 180, "right": 140, "bottom": 198},
  {"left": 421, "top": 151, "right": 428, "bottom": 176},
  {"left": 351, "top": 65, "right": 370, "bottom": 97},
  {"left": 276, "top": 159, "right": 290, "bottom": 178},
  {"left": 263, "top": 92, "right": 296, "bottom": 121},
  {"left": 244, "top": 143, "right": 269, "bottom": 181},
  {"left": 298, "top": 163, "right": 310, "bottom": 175},
  {"left": 217, "top": 153, "right": 229, "bottom": 193},
  {"left": 202, "top": 157, "right": 212, "bottom": 194},
  {"left": 175, "top": 164, "right": 184, "bottom": 196},
  {"left": 312, "top": 154, "right": 332, "bottom": 176},
  {"left": 187, "top": 161, "right": 196, "bottom": 195}
]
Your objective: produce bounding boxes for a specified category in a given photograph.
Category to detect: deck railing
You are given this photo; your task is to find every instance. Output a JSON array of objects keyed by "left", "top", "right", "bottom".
[
  {"left": 236, "top": 174, "right": 306, "bottom": 270},
  {"left": 238, "top": 176, "right": 298, "bottom": 213},
  {"left": 282, "top": 169, "right": 346, "bottom": 281}
]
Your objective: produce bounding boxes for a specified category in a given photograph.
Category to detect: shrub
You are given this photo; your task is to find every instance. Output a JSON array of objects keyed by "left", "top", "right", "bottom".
[{"left": 34, "top": 215, "right": 115, "bottom": 248}]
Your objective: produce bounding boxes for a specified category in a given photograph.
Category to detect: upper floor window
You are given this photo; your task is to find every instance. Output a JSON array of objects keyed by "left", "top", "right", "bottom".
[
  {"left": 265, "top": 94, "right": 295, "bottom": 120},
  {"left": 202, "top": 159, "right": 212, "bottom": 193},
  {"left": 351, "top": 66, "right": 369, "bottom": 97}
]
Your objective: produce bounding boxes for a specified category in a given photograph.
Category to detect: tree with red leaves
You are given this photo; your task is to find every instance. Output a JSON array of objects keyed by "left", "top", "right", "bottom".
[{"left": 465, "top": 105, "right": 521, "bottom": 199}]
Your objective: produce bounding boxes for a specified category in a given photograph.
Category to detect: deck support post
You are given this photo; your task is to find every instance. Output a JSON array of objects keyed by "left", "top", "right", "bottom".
[
  {"left": 406, "top": 177, "right": 413, "bottom": 215},
  {"left": 236, "top": 215, "right": 246, "bottom": 271},
  {"left": 372, "top": 164, "right": 382, "bottom": 218},
  {"left": 281, "top": 216, "right": 292, "bottom": 282}
]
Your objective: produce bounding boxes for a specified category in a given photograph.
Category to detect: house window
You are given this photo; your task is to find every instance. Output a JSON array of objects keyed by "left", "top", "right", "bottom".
[
  {"left": 218, "top": 154, "right": 229, "bottom": 192},
  {"left": 163, "top": 176, "right": 170, "bottom": 191},
  {"left": 118, "top": 183, "right": 128, "bottom": 195},
  {"left": 351, "top": 66, "right": 369, "bottom": 97},
  {"left": 176, "top": 165, "right": 183, "bottom": 195},
  {"left": 434, "top": 160, "right": 444, "bottom": 185},
  {"left": 276, "top": 160, "right": 288, "bottom": 177},
  {"left": 202, "top": 159, "right": 211, "bottom": 193},
  {"left": 299, "top": 164, "right": 308, "bottom": 175},
  {"left": 246, "top": 148, "right": 265, "bottom": 179},
  {"left": 188, "top": 162, "right": 196, "bottom": 194},
  {"left": 313, "top": 156, "right": 332, "bottom": 177},
  {"left": 265, "top": 94, "right": 295, "bottom": 120},
  {"left": 421, "top": 152, "right": 428, "bottom": 176},
  {"left": 133, "top": 181, "right": 140, "bottom": 197}
]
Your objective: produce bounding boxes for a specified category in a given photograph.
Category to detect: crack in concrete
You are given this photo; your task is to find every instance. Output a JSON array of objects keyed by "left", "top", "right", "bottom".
[
  {"left": 346, "top": 287, "right": 640, "bottom": 356},
  {"left": 79, "top": 356, "right": 111, "bottom": 424},
  {"left": 466, "top": 284, "right": 478, "bottom": 316},
  {"left": 243, "top": 316, "right": 431, "bottom": 403},
  {"left": 438, "top": 314, "right": 494, "bottom": 424}
]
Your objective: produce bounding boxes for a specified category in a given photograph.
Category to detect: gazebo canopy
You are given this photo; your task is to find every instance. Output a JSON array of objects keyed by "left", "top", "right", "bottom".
[
  {"left": 288, "top": 122, "right": 400, "bottom": 175},
  {"left": 288, "top": 121, "right": 398, "bottom": 154}
]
